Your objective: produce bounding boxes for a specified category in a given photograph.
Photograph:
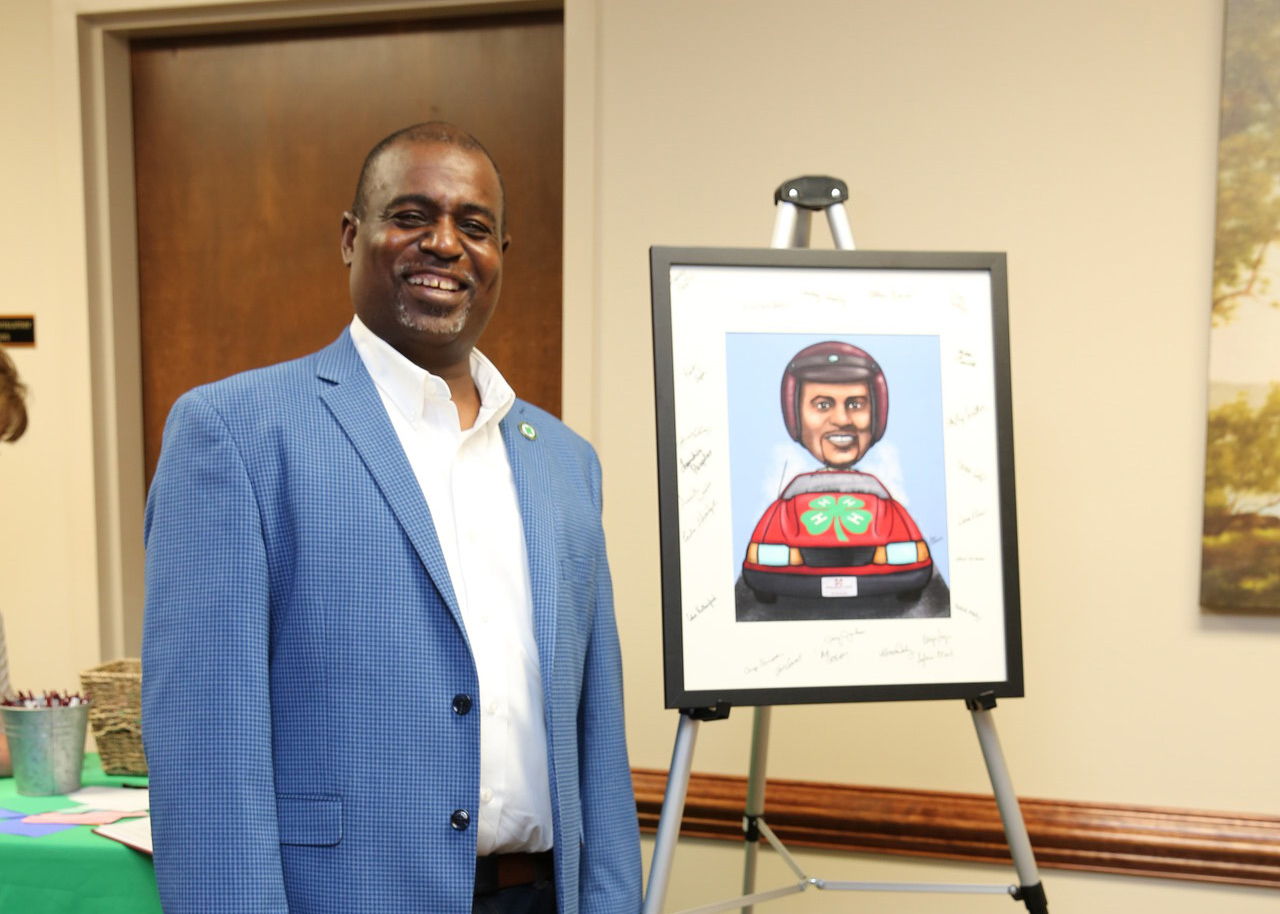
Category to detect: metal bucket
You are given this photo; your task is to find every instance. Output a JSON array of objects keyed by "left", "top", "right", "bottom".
[{"left": 0, "top": 704, "right": 90, "bottom": 795}]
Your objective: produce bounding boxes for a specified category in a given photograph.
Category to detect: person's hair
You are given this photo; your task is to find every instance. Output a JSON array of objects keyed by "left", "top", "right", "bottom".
[
  {"left": 349, "top": 122, "right": 507, "bottom": 232},
  {"left": 0, "top": 349, "right": 28, "bottom": 444}
]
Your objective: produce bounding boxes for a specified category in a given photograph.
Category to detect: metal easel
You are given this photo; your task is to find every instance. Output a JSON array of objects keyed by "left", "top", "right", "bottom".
[{"left": 641, "top": 176, "right": 1048, "bottom": 914}]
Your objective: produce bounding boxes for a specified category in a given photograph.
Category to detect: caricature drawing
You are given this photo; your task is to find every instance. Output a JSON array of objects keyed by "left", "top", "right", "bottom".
[{"left": 741, "top": 341, "right": 936, "bottom": 608}]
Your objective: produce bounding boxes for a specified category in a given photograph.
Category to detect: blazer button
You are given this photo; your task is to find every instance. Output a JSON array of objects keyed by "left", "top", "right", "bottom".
[
  {"left": 450, "top": 808, "right": 471, "bottom": 830},
  {"left": 452, "top": 694, "right": 472, "bottom": 715}
]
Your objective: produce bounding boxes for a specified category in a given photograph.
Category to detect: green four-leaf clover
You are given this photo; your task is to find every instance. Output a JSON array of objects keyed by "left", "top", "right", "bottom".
[{"left": 800, "top": 495, "right": 872, "bottom": 542}]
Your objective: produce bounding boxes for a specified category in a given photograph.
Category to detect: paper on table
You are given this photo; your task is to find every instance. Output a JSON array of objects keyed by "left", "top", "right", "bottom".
[
  {"left": 0, "top": 818, "right": 76, "bottom": 837},
  {"left": 23, "top": 809, "right": 146, "bottom": 826},
  {"left": 65, "top": 785, "right": 150, "bottom": 811},
  {"left": 93, "top": 815, "right": 152, "bottom": 855}
]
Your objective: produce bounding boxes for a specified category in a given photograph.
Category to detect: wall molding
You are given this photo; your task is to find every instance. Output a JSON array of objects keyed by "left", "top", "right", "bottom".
[{"left": 632, "top": 768, "right": 1280, "bottom": 889}]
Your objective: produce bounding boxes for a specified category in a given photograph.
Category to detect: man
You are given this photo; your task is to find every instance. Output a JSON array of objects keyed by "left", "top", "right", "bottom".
[
  {"left": 780, "top": 340, "right": 888, "bottom": 468},
  {"left": 142, "top": 123, "right": 642, "bottom": 914}
]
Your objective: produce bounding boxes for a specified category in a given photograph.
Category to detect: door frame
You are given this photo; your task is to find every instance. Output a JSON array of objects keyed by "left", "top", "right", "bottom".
[{"left": 54, "top": 0, "right": 599, "bottom": 659}]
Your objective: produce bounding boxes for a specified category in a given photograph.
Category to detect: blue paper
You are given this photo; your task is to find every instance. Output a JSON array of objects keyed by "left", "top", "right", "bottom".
[{"left": 0, "top": 817, "right": 76, "bottom": 837}]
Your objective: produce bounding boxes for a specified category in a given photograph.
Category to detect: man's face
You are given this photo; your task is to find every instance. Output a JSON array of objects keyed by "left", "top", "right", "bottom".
[
  {"left": 799, "top": 380, "right": 874, "bottom": 468},
  {"left": 341, "top": 139, "right": 510, "bottom": 373}
]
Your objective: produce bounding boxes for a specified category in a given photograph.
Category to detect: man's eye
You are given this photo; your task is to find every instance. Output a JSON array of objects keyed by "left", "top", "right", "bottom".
[
  {"left": 391, "top": 212, "right": 427, "bottom": 226},
  {"left": 460, "top": 220, "right": 494, "bottom": 237}
]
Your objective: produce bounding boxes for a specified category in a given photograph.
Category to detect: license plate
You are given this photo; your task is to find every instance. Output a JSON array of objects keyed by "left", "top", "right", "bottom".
[{"left": 821, "top": 576, "right": 858, "bottom": 597}]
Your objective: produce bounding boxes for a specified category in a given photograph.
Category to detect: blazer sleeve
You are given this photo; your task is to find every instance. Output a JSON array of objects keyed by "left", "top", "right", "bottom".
[
  {"left": 141, "top": 391, "right": 289, "bottom": 914},
  {"left": 576, "top": 449, "right": 643, "bottom": 914}
]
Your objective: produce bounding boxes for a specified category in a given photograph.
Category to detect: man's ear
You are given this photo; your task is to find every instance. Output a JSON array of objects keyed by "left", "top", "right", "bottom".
[
  {"left": 501, "top": 232, "right": 512, "bottom": 255},
  {"left": 340, "top": 212, "right": 358, "bottom": 266}
]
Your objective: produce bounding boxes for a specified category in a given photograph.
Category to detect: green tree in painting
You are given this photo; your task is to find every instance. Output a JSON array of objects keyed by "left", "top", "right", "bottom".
[
  {"left": 1213, "top": 0, "right": 1280, "bottom": 324},
  {"left": 1202, "top": 385, "right": 1280, "bottom": 610},
  {"left": 1203, "top": 1, "right": 1280, "bottom": 611},
  {"left": 1204, "top": 385, "right": 1280, "bottom": 521}
]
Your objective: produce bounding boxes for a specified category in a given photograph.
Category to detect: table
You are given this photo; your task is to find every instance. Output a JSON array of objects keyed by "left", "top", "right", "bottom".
[{"left": 0, "top": 753, "right": 160, "bottom": 914}]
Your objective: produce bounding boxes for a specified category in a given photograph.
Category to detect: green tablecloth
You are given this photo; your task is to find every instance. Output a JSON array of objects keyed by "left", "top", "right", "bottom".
[{"left": 0, "top": 753, "right": 160, "bottom": 914}]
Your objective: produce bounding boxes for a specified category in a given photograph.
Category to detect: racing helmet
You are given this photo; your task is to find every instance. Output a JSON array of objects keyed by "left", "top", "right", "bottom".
[{"left": 780, "top": 341, "right": 888, "bottom": 444}]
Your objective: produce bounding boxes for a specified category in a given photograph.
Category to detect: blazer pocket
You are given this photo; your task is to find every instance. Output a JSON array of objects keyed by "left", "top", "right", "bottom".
[
  {"left": 276, "top": 795, "right": 342, "bottom": 846},
  {"left": 559, "top": 555, "right": 596, "bottom": 592}
]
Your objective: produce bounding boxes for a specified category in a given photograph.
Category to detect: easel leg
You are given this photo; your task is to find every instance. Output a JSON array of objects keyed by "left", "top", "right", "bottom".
[
  {"left": 643, "top": 712, "right": 702, "bottom": 914},
  {"left": 741, "top": 706, "right": 771, "bottom": 914},
  {"left": 966, "top": 696, "right": 1049, "bottom": 914}
]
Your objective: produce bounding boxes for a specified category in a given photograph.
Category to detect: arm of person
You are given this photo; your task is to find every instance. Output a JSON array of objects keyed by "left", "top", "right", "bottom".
[
  {"left": 141, "top": 390, "right": 289, "bottom": 914},
  {"left": 576, "top": 450, "right": 644, "bottom": 914}
]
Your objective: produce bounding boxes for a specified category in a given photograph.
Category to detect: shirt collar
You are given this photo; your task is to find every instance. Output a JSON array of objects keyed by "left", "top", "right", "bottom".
[{"left": 349, "top": 315, "right": 515, "bottom": 430}]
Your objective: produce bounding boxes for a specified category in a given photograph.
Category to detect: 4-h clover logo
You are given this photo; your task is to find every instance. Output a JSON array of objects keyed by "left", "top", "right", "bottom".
[{"left": 800, "top": 495, "right": 872, "bottom": 541}]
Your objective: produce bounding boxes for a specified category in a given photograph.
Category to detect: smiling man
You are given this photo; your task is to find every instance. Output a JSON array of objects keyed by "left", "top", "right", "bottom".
[
  {"left": 781, "top": 340, "right": 889, "bottom": 469},
  {"left": 142, "top": 123, "right": 641, "bottom": 914}
]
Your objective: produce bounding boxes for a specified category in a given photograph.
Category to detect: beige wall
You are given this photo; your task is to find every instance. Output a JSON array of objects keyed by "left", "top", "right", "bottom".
[{"left": 2, "top": 0, "right": 1277, "bottom": 909}]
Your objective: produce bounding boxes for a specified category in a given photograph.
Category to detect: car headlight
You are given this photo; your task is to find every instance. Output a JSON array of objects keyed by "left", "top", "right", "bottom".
[
  {"left": 755, "top": 543, "right": 791, "bottom": 566},
  {"left": 885, "top": 541, "right": 920, "bottom": 565}
]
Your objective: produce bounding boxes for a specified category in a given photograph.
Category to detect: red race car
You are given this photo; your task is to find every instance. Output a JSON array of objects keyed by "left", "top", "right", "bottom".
[{"left": 742, "top": 469, "right": 932, "bottom": 602}]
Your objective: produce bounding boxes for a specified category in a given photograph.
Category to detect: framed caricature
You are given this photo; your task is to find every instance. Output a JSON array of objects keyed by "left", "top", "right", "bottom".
[{"left": 651, "top": 247, "right": 1022, "bottom": 709}]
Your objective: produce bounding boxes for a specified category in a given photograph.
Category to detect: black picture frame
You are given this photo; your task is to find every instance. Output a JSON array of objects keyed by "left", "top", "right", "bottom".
[{"left": 651, "top": 246, "right": 1023, "bottom": 709}]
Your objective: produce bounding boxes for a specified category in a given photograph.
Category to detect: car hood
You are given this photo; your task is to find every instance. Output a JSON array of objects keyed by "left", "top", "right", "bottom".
[{"left": 777, "top": 490, "right": 897, "bottom": 545}]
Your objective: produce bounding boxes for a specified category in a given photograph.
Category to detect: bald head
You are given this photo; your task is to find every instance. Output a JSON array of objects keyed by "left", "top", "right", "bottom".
[{"left": 350, "top": 122, "right": 507, "bottom": 233}]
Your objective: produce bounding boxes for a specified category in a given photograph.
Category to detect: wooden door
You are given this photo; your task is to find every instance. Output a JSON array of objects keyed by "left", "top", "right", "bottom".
[{"left": 132, "top": 13, "right": 563, "bottom": 485}]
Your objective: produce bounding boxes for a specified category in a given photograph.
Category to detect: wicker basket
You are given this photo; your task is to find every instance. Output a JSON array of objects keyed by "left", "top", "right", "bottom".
[{"left": 80, "top": 658, "right": 147, "bottom": 776}]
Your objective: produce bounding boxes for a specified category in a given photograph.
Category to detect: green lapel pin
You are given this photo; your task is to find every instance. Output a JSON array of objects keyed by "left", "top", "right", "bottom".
[{"left": 519, "top": 421, "right": 537, "bottom": 441}]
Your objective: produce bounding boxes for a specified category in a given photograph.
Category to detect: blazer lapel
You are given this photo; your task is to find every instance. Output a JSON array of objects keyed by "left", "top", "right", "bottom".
[
  {"left": 314, "top": 332, "right": 464, "bottom": 627},
  {"left": 501, "top": 404, "right": 559, "bottom": 686}
]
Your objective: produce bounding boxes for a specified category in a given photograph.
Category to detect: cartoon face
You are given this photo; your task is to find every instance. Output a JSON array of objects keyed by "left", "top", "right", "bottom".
[{"left": 798, "top": 380, "right": 874, "bottom": 468}]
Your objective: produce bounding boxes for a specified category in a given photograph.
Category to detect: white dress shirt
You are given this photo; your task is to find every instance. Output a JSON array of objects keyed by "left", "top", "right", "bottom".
[{"left": 350, "top": 316, "right": 553, "bottom": 855}]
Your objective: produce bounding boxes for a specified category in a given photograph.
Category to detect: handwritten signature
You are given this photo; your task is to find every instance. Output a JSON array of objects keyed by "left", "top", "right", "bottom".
[
  {"left": 679, "top": 448, "right": 712, "bottom": 473},
  {"left": 957, "top": 508, "right": 987, "bottom": 527},
  {"left": 679, "top": 426, "right": 711, "bottom": 446},
  {"left": 958, "top": 461, "right": 986, "bottom": 482},
  {"left": 744, "top": 653, "right": 783, "bottom": 675},
  {"left": 680, "top": 481, "right": 712, "bottom": 507},
  {"left": 686, "top": 595, "right": 716, "bottom": 623},
  {"left": 948, "top": 404, "right": 986, "bottom": 427},
  {"left": 916, "top": 648, "right": 955, "bottom": 667},
  {"left": 680, "top": 499, "right": 717, "bottom": 542}
]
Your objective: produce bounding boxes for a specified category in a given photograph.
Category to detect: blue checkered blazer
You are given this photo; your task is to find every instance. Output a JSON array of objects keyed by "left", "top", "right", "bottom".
[{"left": 141, "top": 330, "right": 641, "bottom": 914}]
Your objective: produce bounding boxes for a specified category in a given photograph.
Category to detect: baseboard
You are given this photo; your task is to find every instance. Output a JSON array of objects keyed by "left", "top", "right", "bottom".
[{"left": 632, "top": 768, "right": 1280, "bottom": 888}]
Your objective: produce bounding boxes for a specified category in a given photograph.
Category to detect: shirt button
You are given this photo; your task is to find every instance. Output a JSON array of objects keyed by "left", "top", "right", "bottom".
[
  {"left": 486, "top": 701, "right": 499, "bottom": 716},
  {"left": 452, "top": 694, "right": 472, "bottom": 715},
  {"left": 480, "top": 787, "right": 494, "bottom": 804},
  {"left": 450, "top": 809, "right": 471, "bottom": 830}
]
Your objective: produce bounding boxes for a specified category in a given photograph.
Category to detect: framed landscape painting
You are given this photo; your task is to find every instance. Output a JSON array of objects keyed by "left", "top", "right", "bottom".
[{"left": 1202, "top": 0, "right": 1280, "bottom": 613}]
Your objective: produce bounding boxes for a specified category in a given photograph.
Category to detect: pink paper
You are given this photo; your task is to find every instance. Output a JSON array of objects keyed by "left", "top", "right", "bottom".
[{"left": 22, "top": 809, "right": 146, "bottom": 826}]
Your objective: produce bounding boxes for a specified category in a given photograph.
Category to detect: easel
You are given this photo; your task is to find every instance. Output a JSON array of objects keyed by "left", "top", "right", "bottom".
[{"left": 641, "top": 177, "right": 1049, "bottom": 914}]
